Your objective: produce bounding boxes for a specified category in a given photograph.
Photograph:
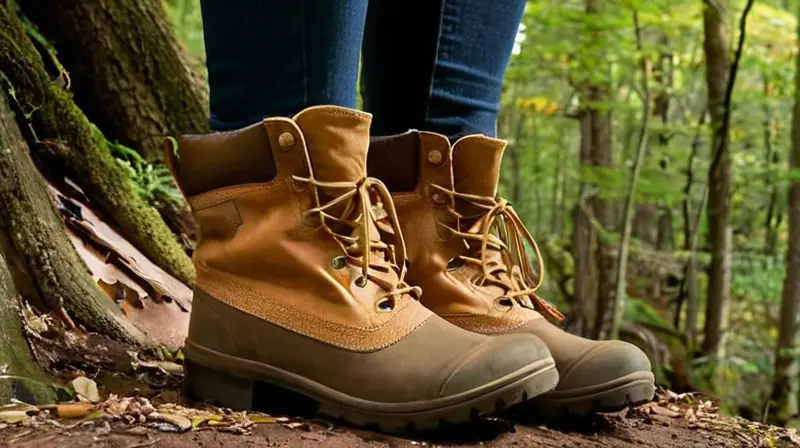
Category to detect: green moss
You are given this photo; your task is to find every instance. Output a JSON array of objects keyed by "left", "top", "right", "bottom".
[
  {"left": 0, "top": 5, "right": 194, "bottom": 285},
  {"left": 0, "top": 251, "right": 55, "bottom": 405}
]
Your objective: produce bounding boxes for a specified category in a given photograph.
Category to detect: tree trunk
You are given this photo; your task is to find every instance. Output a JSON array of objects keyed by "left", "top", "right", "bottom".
[
  {"left": 632, "top": 204, "right": 658, "bottom": 246},
  {"left": 0, "top": 89, "right": 148, "bottom": 346},
  {"left": 572, "top": 198, "right": 596, "bottom": 337},
  {"left": 22, "top": 0, "right": 203, "bottom": 249},
  {"left": 656, "top": 208, "right": 675, "bottom": 251},
  {"left": 0, "top": 5, "right": 194, "bottom": 286},
  {"left": 655, "top": 39, "right": 675, "bottom": 252},
  {"left": 508, "top": 114, "right": 524, "bottom": 208},
  {"left": 701, "top": 0, "right": 732, "bottom": 366},
  {"left": 770, "top": 13, "right": 800, "bottom": 422},
  {"left": 0, "top": 248, "right": 54, "bottom": 405},
  {"left": 551, "top": 129, "right": 566, "bottom": 236},
  {"left": 609, "top": 10, "right": 650, "bottom": 340},
  {"left": 582, "top": 0, "right": 615, "bottom": 340},
  {"left": 764, "top": 73, "right": 782, "bottom": 257},
  {"left": 22, "top": 0, "right": 209, "bottom": 163}
]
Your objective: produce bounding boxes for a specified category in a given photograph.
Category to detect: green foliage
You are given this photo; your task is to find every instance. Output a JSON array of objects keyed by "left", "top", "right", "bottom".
[
  {"left": 90, "top": 124, "right": 181, "bottom": 204},
  {"left": 163, "top": 0, "right": 205, "bottom": 60},
  {"left": 495, "top": 0, "right": 799, "bottom": 420}
]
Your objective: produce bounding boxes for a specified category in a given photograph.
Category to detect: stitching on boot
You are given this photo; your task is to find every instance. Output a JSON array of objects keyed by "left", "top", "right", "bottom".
[{"left": 195, "top": 200, "right": 243, "bottom": 240}]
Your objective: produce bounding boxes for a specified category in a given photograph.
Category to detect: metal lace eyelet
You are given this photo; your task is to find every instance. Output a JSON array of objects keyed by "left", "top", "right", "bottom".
[
  {"left": 493, "top": 296, "right": 513, "bottom": 311},
  {"left": 375, "top": 297, "right": 395, "bottom": 313},
  {"left": 446, "top": 258, "right": 465, "bottom": 271},
  {"left": 354, "top": 276, "right": 368, "bottom": 288},
  {"left": 431, "top": 192, "right": 448, "bottom": 205},
  {"left": 301, "top": 213, "right": 319, "bottom": 227},
  {"left": 329, "top": 256, "right": 347, "bottom": 270}
]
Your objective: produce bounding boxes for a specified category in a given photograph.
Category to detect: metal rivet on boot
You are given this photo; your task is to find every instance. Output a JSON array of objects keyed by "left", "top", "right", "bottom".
[
  {"left": 278, "top": 132, "right": 295, "bottom": 151},
  {"left": 427, "top": 150, "right": 443, "bottom": 165}
]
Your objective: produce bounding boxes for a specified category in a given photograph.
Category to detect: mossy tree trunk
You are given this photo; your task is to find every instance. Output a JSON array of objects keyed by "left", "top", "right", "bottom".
[
  {"left": 0, "top": 89, "right": 149, "bottom": 346},
  {"left": 0, "top": 249, "right": 55, "bottom": 405},
  {"left": 22, "top": 0, "right": 209, "bottom": 164},
  {"left": 0, "top": 4, "right": 194, "bottom": 286},
  {"left": 21, "top": 0, "right": 206, "bottom": 246}
]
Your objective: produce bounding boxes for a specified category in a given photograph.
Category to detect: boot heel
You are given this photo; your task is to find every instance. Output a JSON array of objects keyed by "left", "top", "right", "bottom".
[{"left": 183, "top": 360, "right": 254, "bottom": 410}]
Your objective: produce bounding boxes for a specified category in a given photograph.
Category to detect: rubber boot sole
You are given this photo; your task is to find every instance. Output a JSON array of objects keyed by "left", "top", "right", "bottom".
[
  {"left": 527, "top": 371, "right": 655, "bottom": 416},
  {"left": 182, "top": 344, "right": 559, "bottom": 433}
]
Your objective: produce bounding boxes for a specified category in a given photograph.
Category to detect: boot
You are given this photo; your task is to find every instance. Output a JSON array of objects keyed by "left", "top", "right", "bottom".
[
  {"left": 368, "top": 131, "right": 655, "bottom": 416},
  {"left": 166, "top": 106, "right": 559, "bottom": 432}
]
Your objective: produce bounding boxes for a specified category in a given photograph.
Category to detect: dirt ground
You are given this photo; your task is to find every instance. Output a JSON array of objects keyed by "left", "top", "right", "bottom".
[{"left": 3, "top": 406, "right": 797, "bottom": 448}]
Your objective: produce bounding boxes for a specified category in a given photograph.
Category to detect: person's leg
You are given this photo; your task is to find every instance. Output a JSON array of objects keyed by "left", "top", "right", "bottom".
[
  {"left": 361, "top": 0, "right": 525, "bottom": 139},
  {"left": 201, "top": 0, "right": 368, "bottom": 131}
]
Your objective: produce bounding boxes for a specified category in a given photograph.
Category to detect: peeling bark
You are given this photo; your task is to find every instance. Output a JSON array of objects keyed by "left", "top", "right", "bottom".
[{"left": 0, "top": 5, "right": 194, "bottom": 285}]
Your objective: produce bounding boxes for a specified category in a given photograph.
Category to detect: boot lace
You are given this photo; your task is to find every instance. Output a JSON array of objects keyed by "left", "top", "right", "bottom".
[
  {"left": 293, "top": 174, "right": 421, "bottom": 310},
  {"left": 431, "top": 183, "right": 564, "bottom": 321}
]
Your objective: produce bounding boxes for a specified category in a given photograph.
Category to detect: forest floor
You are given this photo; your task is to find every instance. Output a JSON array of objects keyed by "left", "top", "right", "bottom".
[{"left": 2, "top": 387, "right": 799, "bottom": 448}]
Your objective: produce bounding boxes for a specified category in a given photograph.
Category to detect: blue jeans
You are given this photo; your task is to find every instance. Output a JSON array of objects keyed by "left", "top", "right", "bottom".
[{"left": 200, "top": 0, "right": 525, "bottom": 139}]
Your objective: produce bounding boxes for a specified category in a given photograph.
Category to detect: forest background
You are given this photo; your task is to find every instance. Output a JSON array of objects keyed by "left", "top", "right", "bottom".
[{"left": 2, "top": 0, "right": 800, "bottom": 433}]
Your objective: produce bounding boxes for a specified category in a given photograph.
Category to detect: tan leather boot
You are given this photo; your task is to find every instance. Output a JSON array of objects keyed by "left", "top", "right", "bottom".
[
  {"left": 368, "top": 131, "right": 655, "bottom": 416},
  {"left": 166, "top": 106, "right": 558, "bottom": 432}
]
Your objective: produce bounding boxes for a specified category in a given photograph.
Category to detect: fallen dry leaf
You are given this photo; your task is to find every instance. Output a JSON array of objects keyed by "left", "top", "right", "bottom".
[
  {"left": 152, "top": 413, "right": 192, "bottom": 432},
  {"left": 72, "top": 376, "right": 100, "bottom": 403},
  {"left": 0, "top": 410, "right": 31, "bottom": 424},
  {"left": 135, "top": 360, "right": 184, "bottom": 375},
  {"left": 650, "top": 405, "right": 681, "bottom": 418},
  {"left": 50, "top": 183, "right": 192, "bottom": 349},
  {"left": 55, "top": 403, "right": 95, "bottom": 419}
]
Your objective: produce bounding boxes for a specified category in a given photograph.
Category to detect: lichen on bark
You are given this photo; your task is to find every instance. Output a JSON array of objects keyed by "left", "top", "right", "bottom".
[
  {"left": 0, "top": 5, "right": 194, "bottom": 286},
  {"left": 0, "top": 251, "right": 55, "bottom": 405}
]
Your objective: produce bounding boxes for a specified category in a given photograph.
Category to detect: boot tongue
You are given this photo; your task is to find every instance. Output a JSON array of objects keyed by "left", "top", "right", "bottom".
[
  {"left": 293, "top": 106, "right": 371, "bottom": 183},
  {"left": 452, "top": 135, "right": 506, "bottom": 221},
  {"left": 452, "top": 135, "right": 506, "bottom": 199},
  {"left": 293, "top": 106, "right": 385, "bottom": 252}
]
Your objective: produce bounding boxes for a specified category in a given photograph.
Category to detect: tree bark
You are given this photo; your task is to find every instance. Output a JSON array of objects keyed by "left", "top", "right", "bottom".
[
  {"left": 0, "top": 249, "right": 55, "bottom": 405},
  {"left": 0, "top": 90, "right": 148, "bottom": 346},
  {"left": 770, "top": 11, "right": 800, "bottom": 422},
  {"left": 610, "top": 10, "right": 650, "bottom": 340},
  {"left": 632, "top": 204, "right": 658, "bottom": 246},
  {"left": 680, "top": 109, "right": 706, "bottom": 344},
  {"left": 586, "top": 1, "right": 616, "bottom": 340},
  {"left": 551, "top": 129, "right": 566, "bottom": 236},
  {"left": 655, "top": 38, "right": 675, "bottom": 252},
  {"left": 573, "top": 106, "right": 599, "bottom": 337},
  {"left": 701, "top": 0, "right": 732, "bottom": 365},
  {"left": 22, "top": 0, "right": 209, "bottom": 164},
  {"left": 0, "top": 5, "right": 194, "bottom": 286},
  {"left": 763, "top": 73, "right": 782, "bottom": 257}
]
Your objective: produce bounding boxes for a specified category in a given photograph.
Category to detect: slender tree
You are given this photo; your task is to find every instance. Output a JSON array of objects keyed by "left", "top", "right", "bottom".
[
  {"left": 701, "top": 0, "right": 733, "bottom": 365},
  {"left": 610, "top": 10, "right": 651, "bottom": 340},
  {"left": 770, "top": 4, "right": 800, "bottom": 421}
]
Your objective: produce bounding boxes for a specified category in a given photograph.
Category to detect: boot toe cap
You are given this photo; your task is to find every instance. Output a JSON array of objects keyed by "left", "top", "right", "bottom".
[
  {"left": 440, "top": 333, "right": 552, "bottom": 397},
  {"left": 559, "top": 340, "right": 652, "bottom": 390}
]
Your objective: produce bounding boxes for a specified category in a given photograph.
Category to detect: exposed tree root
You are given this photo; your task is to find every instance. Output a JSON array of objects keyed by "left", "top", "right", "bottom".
[{"left": 0, "top": 90, "right": 150, "bottom": 347}]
